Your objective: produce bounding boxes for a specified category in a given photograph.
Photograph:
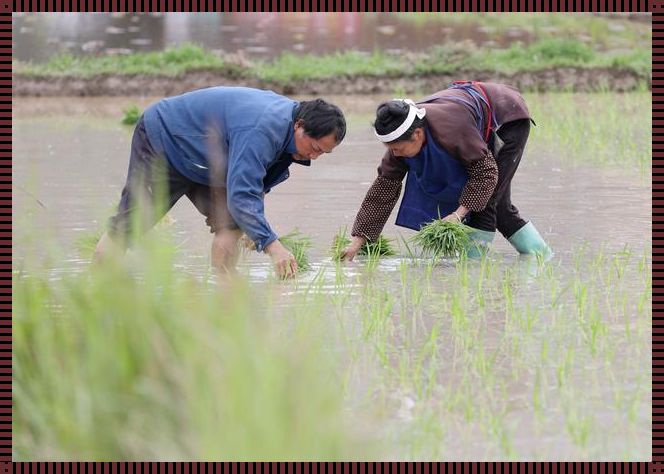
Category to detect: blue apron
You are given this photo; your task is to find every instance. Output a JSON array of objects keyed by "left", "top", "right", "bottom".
[
  {"left": 394, "top": 82, "right": 495, "bottom": 231},
  {"left": 395, "top": 126, "right": 468, "bottom": 230}
]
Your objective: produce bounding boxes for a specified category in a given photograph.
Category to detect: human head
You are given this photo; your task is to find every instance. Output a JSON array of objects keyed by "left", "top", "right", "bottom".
[
  {"left": 293, "top": 99, "right": 346, "bottom": 161},
  {"left": 373, "top": 99, "right": 426, "bottom": 158}
]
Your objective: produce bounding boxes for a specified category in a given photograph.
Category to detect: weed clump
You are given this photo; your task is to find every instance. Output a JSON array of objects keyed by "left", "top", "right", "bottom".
[{"left": 121, "top": 104, "right": 142, "bottom": 125}]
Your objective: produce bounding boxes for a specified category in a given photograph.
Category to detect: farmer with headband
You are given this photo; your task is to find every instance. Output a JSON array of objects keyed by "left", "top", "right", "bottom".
[
  {"left": 340, "top": 81, "right": 550, "bottom": 260},
  {"left": 94, "top": 86, "right": 346, "bottom": 278}
]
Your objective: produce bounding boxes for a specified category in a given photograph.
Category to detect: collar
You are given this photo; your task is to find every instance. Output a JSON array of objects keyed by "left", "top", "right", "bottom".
[
  {"left": 285, "top": 110, "right": 311, "bottom": 167},
  {"left": 285, "top": 132, "right": 298, "bottom": 155},
  {"left": 277, "top": 135, "right": 311, "bottom": 167}
]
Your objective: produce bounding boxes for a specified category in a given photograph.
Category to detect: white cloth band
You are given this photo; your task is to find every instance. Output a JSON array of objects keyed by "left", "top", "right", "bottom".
[{"left": 374, "top": 99, "right": 427, "bottom": 143}]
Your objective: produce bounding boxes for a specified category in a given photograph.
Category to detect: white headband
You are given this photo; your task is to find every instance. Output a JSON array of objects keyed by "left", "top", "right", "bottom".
[{"left": 374, "top": 99, "right": 427, "bottom": 143}]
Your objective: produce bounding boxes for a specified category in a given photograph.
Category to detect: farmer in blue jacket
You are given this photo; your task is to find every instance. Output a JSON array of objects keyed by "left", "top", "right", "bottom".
[{"left": 94, "top": 86, "right": 346, "bottom": 278}]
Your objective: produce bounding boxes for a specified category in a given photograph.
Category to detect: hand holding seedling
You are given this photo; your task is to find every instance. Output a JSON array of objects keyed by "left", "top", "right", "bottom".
[
  {"left": 441, "top": 206, "right": 468, "bottom": 223},
  {"left": 265, "top": 239, "right": 298, "bottom": 279},
  {"left": 339, "top": 235, "right": 367, "bottom": 261}
]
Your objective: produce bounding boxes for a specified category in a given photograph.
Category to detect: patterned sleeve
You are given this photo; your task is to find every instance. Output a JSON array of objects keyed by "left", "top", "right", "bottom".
[
  {"left": 351, "top": 176, "right": 403, "bottom": 242},
  {"left": 458, "top": 149, "right": 498, "bottom": 211}
]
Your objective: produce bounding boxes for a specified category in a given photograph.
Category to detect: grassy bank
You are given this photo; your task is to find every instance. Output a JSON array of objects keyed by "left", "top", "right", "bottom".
[{"left": 14, "top": 39, "right": 651, "bottom": 87}]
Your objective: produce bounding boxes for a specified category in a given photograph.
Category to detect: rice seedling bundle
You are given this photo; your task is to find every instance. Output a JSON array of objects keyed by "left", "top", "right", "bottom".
[
  {"left": 411, "top": 220, "right": 472, "bottom": 259},
  {"left": 279, "top": 230, "right": 312, "bottom": 272},
  {"left": 331, "top": 230, "right": 396, "bottom": 260},
  {"left": 360, "top": 235, "right": 396, "bottom": 257}
]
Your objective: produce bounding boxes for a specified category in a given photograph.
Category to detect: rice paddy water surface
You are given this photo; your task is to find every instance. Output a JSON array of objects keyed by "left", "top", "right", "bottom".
[{"left": 13, "top": 93, "right": 651, "bottom": 460}]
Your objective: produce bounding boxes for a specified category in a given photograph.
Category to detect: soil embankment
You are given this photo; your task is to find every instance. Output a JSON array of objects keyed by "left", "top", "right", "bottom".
[{"left": 13, "top": 67, "right": 647, "bottom": 97}]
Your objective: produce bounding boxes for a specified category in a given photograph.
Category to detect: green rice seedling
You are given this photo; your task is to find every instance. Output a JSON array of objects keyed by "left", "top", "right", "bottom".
[
  {"left": 418, "top": 322, "right": 441, "bottom": 399},
  {"left": 411, "top": 220, "right": 472, "bottom": 260},
  {"left": 360, "top": 286, "right": 394, "bottom": 342},
  {"left": 74, "top": 213, "right": 177, "bottom": 260},
  {"left": 484, "top": 403, "right": 514, "bottom": 459},
  {"left": 330, "top": 228, "right": 396, "bottom": 261},
  {"left": 330, "top": 227, "right": 351, "bottom": 261},
  {"left": 532, "top": 367, "right": 545, "bottom": 422},
  {"left": 74, "top": 228, "right": 104, "bottom": 258},
  {"left": 583, "top": 297, "right": 606, "bottom": 356},
  {"left": 361, "top": 235, "right": 396, "bottom": 258},
  {"left": 556, "top": 347, "right": 575, "bottom": 388},
  {"left": 564, "top": 403, "right": 593, "bottom": 448},
  {"left": 526, "top": 92, "right": 651, "bottom": 174},
  {"left": 121, "top": 104, "right": 142, "bottom": 126},
  {"left": 398, "top": 234, "right": 418, "bottom": 261},
  {"left": 279, "top": 230, "right": 312, "bottom": 272}
]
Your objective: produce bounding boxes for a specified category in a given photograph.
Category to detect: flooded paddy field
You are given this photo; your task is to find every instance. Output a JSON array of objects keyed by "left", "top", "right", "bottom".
[{"left": 13, "top": 93, "right": 651, "bottom": 460}]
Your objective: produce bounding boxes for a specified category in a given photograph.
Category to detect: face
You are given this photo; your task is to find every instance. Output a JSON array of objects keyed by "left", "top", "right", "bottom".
[
  {"left": 385, "top": 128, "right": 425, "bottom": 158},
  {"left": 293, "top": 122, "right": 339, "bottom": 161}
]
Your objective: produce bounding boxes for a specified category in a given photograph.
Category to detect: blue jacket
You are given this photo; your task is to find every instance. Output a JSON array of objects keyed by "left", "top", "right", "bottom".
[{"left": 143, "top": 86, "right": 308, "bottom": 252}]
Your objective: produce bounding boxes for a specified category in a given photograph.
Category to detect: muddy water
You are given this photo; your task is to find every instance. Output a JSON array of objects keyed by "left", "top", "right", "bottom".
[
  {"left": 13, "top": 95, "right": 650, "bottom": 269},
  {"left": 13, "top": 95, "right": 651, "bottom": 459}
]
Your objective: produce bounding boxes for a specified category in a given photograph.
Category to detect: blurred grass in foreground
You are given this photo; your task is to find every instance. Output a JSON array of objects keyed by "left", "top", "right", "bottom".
[{"left": 14, "top": 233, "right": 367, "bottom": 460}]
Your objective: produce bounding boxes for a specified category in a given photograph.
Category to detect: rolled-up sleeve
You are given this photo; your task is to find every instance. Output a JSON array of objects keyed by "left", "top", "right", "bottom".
[{"left": 226, "top": 130, "right": 279, "bottom": 252}]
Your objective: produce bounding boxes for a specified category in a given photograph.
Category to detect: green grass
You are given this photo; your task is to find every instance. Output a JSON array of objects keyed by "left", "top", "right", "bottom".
[
  {"left": 255, "top": 50, "right": 405, "bottom": 83},
  {"left": 14, "top": 38, "right": 651, "bottom": 88},
  {"left": 257, "top": 38, "right": 650, "bottom": 84},
  {"left": 13, "top": 43, "right": 240, "bottom": 78},
  {"left": 121, "top": 104, "right": 142, "bottom": 126}
]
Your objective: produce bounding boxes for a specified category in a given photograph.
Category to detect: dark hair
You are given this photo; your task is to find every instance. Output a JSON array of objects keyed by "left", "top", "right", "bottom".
[
  {"left": 373, "top": 100, "right": 426, "bottom": 143},
  {"left": 295, "top": 99, "right": 346, "bottom": 143}
]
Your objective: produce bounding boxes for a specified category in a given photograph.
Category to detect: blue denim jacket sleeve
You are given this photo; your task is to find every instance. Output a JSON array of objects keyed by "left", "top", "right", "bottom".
[{"left": 226, "top": 129, "right": 280, "bottom": 252}]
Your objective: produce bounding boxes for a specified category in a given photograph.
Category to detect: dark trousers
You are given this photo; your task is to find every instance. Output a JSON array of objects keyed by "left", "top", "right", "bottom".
[
  {"left": 467, "top": 119, "right": 530, "bottom": 239},
  {"left": 107, "top": 117, "right": 236, "bottom": 242}
]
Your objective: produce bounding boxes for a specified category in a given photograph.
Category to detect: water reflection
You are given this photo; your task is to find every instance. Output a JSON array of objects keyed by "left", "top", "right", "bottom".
[{"left": 14, "top": 12, "right": 525, "bottom": 64}]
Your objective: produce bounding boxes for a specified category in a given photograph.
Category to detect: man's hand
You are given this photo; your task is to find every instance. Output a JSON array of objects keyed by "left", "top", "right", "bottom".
[
  {"left": 339, "top": 235, "right": 367, "bottom": 261},
  {"left": 265, "top": 239, "right": 298, "bottom": 279}
]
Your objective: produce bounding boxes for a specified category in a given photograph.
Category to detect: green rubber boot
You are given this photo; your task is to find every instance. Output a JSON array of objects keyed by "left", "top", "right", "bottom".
[
  {"left": 507, "top": 222, "right": 552, "bottom": 257},
  {"left": 465, "top": 227, "right": 495, "bottom": 258}
]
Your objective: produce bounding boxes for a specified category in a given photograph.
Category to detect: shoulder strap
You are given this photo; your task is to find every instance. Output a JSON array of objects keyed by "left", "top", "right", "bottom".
[{"left": 450, "top": 81, "right": 494, "bottom": 142}]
